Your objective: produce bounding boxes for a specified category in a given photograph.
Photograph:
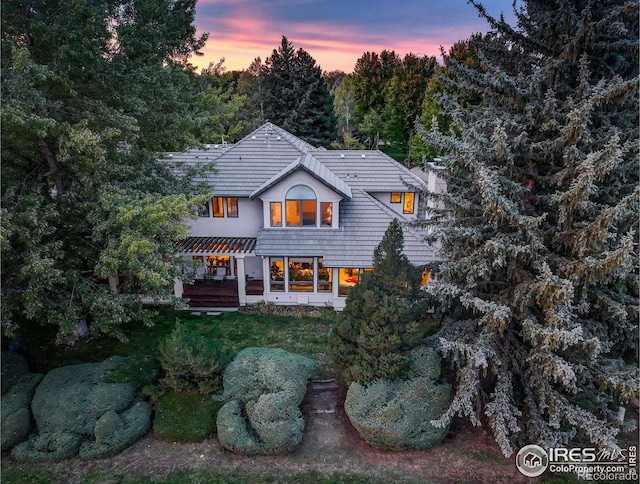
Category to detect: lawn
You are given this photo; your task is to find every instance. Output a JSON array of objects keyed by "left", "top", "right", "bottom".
[
  {"left": 25, "top": 306, "right": 334, "bottom": 374},
  {"left": 379, "top": 145, "right": 408, "bottom": 163}
]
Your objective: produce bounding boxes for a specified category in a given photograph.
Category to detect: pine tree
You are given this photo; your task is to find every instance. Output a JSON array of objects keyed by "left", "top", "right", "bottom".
[
  {"left": 330, "top": 220, "right": 426, "bottom": 384},
  {"left": 261, "top": 36, "right": 337, "bottom": 147},
  {"left": 415, "top": 0, "right": 639, "bottom": 456}
]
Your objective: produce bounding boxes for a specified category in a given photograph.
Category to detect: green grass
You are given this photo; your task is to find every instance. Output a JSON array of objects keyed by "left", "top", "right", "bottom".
[
  {"left": 153, "top": 391, "right": 223, "bottom": 442},
  {"left": 26, "top": 307, "right": 332, "bottom": 374},
  {"left": 380, "top": 145, "right": 408, "bottom": 163},
  {"left": 1, "top": 467, "right": 427, "bottom": 484}
]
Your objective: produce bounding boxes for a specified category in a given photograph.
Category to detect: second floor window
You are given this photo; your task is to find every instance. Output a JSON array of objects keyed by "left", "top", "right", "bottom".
[
  {"left": 390, "top": 192, "right": 415, "bottom": 214},
  {"left": 212, "top": 196, "right": 238, "bottom": 218},
  {"left": 286, "top": 185, "right": 316, "bottom": 227}
]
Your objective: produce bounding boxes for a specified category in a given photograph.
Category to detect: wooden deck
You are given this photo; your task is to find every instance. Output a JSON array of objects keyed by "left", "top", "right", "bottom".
[{"left": 182, "top": 278, "right": 264, "bottom": 307}]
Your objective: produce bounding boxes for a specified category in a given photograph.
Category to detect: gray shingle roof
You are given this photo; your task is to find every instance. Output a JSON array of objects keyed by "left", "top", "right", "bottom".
[
  {"left": 250, "top": 152, "right": 353, "bottom": 200},
  {"left": 165, "top": 122, "right": 439, "bottom": 266},
  {"left": 256, "top": 189, "right": 436, "bottom": 267}
]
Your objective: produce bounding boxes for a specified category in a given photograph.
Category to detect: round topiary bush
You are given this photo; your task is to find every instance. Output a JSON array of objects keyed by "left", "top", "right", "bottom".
[
  {"left": 11, "top": 356, "right": 152, "bottom": 461},
  {"left": 217, "top": 347, "right": 318, "bottom": 455},
  {"left": 344, "top": 345, "right": 451, "bottom": 451}
]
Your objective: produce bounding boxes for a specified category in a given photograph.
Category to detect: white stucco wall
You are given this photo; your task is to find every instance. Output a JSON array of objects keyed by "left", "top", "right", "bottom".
[
  {"left": 258, "top": 171, "right": 344, "bottom": 229},
  {"left": 188, "top": 197, "right": 263, "bottom": 237}
]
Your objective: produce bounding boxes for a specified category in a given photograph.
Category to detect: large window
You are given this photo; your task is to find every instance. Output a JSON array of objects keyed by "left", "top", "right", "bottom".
[
  {"left": 338, "top": 268, "right": 372, "bottom": 296},
  {"left": 286, "top": 185, "right": 316, "bottom": 227},
  {"left": 339, "top": 268, "right": 359, "bottom": 296},
  {"left": 270, "top": 202, "right": 282, "bottom": 227},
  {"left": 269, "top": 257, "right": 285, "bottom": 291},
  {"left": 207, "top": 255, "right": 231, "bottom": 276},
  {"left": 288, "top": 258, "right": 314, "bottom": 291},
  {"left": 318, "top": 258, "right": 332, "bottom": 292}
]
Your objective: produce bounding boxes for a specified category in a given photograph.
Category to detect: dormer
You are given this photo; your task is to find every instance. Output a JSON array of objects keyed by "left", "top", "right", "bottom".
[{"left": 250, "top": 153, "right": 351, "bottom": 229}]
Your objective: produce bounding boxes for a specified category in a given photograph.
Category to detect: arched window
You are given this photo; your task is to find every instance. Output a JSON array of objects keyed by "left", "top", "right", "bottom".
[{"left": 286, "top": 185, "right": 316, "bottom": 226}]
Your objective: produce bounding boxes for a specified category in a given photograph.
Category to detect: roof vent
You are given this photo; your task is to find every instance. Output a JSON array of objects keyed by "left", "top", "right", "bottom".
[
  {"left": 277, "top": 136, "right": 281, "bottom": 140},
  {"left": 361, "top": 154, "right": 366, "bottom": 158},
  {"left": 214, "top": 144, "right": 219, "bottom": 148},
  {"left": 251, "top": 136, "right": 256, "bottom": 140},
  {"left": 204, "top": 144, "right": 211, "bottom": 149},
  {"left": 167, "top": 154, "right": 173, "bottom": 158},
  {"left": 340, "top": 154, "right": 345, "bottom": 158}
]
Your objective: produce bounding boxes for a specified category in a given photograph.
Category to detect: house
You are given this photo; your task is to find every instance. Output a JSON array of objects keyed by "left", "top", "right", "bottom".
[{"left": 168, "top": 122, "right": 439, "bottom": 309}]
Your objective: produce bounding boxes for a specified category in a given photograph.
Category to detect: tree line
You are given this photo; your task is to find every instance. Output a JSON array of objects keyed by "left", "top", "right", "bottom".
[{"left": 206, "top": 34, "right": 488, "bottom": 161}]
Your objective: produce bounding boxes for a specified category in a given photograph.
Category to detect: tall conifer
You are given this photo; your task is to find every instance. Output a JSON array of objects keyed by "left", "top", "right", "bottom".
[
  {"left": 330, "top": 220, "right": 425, "bottom": 384},
  {"left": 416, "top": 0, "right": 639, "bottom": 456},
  {"left": 262, "top": 36, "right": 336, "bottom": 147}
]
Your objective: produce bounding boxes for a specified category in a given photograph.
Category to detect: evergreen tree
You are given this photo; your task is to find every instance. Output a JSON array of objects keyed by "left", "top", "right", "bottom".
[
  {"left": 261, "top": 36, "right": 337, "bottom": 147},
  {"left": 352, "top": 50, "right": 400, "bottom": 122},
  {"left": 1, "top": 0, "right": 215, "bottom": 343},
  {"left": 382, "top": 53, "right": 436, "bottom": 154},
  {"left": 410, "top": 33, "right": 489, "bottom": 164},
  {"left": 330, "top": 220, "right": 425, "bottom": 384},
  {"left": 415, "top": 0, "right": 639, "bottom": 456}
]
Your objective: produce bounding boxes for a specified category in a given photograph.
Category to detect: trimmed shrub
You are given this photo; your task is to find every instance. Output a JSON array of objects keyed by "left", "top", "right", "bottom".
[
  {"left": 222, "top": 347, "right": 317, "bottom": 404},
  {"left": 1, "top": 352, "right": 44, "bottom": 452},
  {"left": 11, "top": 431, "right": 83, "bottom": 462},
  {"left": 79, "top": 401, "right": 152, "bottom": 459},
  {"left": 1, "top": 373, "right": 43, "bottom": 451},
  {"left": 153, "top": 391, "right": 223, "bottom": 442},
  {"left": 344, "top": 346, "right": 451, "bottom": 450},
  {"left": 217, "top": 347, "right": 318, "bottom": 455},
  {"left": 158, "top": 323, "right": 235, "bottom": 395},
  {"left": 30, "top": 357, "right": 139, "bottom": 436},
  {"left": 216, "top": 400, "right": 264, "bottom": 455},
  {"left": 245, "top": 391, "right": 305, "bottom": 453},
  {"left": 11, "top": 356, "right": 152, "bottom": 461}
]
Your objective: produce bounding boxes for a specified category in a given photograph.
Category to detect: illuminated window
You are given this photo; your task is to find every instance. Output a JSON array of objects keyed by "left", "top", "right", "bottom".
[
  {"left": 302, "top": 200, "right": 316, "bottom": 225},
  {"left": 270, "top": 202, "right": 282, "bottom": 227},
  {"left": 390, "top": 192, "right": 402, "bottom": 203},
  {"left": 286, "top": 185, "right": 316, "bottom": 226},
  {"left": 338, "top": 268, "right": 359, "bottom": 296},
  {"left": 320, "top": 202, "right": 332, "bottom": 227},
  {"left": 212, "top": 197, "right": 224, "bottom": 217},
  {"left": 289, "top": 258, "right": 314, "bottom": 291},
  {"left": 403, "top": 193, "right": 415, "bottom": 214},
  {"left": 269, "top": 257, "right": 285, "bottom": 291},
  {"left": 318, "top": 258, "right": 332, "bottom": 292},
  {"left": 227, "top": 197, "right": 238, "bottom": 217},
  {"left": 206, "top": 255, "right": 231, "bottom": 276},
  {"left": 421, "top": 270, "right": 432, "bottom": 286}
]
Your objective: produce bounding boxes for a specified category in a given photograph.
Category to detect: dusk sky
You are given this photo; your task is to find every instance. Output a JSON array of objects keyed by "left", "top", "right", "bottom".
[{"left": 193, "top": 0, "right": 519, "bottom": 73}]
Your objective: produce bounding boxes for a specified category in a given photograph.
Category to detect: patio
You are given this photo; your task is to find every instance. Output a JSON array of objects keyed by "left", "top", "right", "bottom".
[{"left": 182, "top": 277, "right": 264, "bottom": 308}]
